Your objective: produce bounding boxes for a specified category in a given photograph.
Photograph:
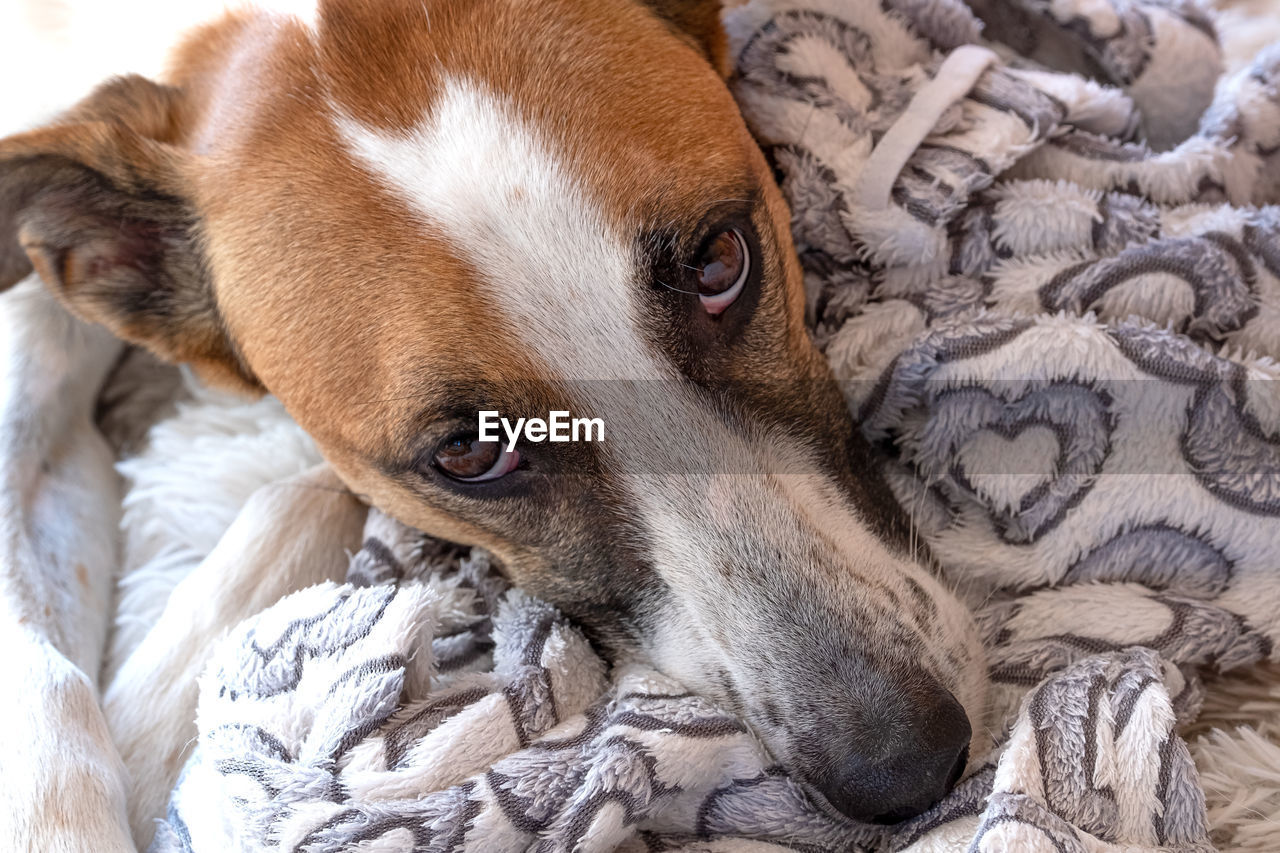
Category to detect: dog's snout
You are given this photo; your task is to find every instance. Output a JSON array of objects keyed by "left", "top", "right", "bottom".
[{"left": 818, "top": 685, "right": 971, "bottom": 825}]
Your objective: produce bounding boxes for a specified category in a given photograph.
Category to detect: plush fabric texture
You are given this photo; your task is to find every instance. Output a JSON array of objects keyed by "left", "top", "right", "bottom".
[{"left": 149, "top": 0, "right": 1280, "bottom": 850}]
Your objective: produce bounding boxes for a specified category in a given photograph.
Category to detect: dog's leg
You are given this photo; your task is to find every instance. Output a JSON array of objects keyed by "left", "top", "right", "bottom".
[
  {"left": 104, "top": 463, "right": 366, "bottom": 848},
  {"left": 0, "top": 277, "right": 134, "bottom": 851}
]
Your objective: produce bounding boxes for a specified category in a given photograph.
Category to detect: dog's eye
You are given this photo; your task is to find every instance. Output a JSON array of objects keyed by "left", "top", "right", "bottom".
[
  {"left": 434, "top": 436, "right": 519, "bottom": 482},
  {"left": 695, "top": 228, "right": 749, "bottom": 315}
]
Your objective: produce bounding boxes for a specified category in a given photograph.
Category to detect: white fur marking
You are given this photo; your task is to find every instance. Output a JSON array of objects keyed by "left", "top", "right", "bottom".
[{"left": 336, "top": 76, "right": 664, "bottom": 381}]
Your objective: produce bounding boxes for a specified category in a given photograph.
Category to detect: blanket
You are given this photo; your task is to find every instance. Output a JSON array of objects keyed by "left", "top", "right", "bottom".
[{"left": 151, "top": 0, "right": 1280, "bottom": 850}]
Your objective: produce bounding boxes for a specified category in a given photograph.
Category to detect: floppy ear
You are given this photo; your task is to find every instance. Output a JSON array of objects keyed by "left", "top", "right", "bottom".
[
  {"left": 644, "top": 0, "right": 731, "bottom": 78},
  {"left": 0, "top": 75, "right": 259, "bottom": 392}
]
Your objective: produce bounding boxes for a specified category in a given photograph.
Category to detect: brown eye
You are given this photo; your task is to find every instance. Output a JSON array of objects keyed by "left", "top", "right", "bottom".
[
  {"left": 433, "top": 436, "right": 519, "bottom": 482},
  {"left": 696, "top": 228, "right": 750, "bottom": 314}
]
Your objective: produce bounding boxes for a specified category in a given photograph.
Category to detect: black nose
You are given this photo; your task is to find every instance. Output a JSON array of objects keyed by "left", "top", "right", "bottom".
[{"left": 817, "top": 686, "right": 971, "bottom": 824}]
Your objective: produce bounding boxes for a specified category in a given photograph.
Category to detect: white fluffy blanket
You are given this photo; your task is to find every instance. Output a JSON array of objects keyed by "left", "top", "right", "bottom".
[{"left": 125, "top": 0, "right": 1280, "bottom": 850}]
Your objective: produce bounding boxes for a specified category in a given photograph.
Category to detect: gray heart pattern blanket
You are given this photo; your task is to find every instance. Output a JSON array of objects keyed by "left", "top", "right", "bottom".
[{"left": 152, "top": 0, "right": 1280, "bottom": 850}]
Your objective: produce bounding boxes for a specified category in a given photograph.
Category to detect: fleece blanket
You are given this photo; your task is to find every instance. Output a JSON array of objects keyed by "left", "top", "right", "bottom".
[{"left": 152, "top": 0, "right": 1280, "bottom": 850}]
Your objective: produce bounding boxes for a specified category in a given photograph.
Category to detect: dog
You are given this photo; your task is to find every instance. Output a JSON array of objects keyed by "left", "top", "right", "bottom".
[{"left": 0, "top": 0, "right": 988, "bottom": 848}]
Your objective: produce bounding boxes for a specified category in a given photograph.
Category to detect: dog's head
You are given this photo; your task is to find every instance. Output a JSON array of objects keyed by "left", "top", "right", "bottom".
[{"left": 0, "top": 0, "right": 986, "bottom": 823}]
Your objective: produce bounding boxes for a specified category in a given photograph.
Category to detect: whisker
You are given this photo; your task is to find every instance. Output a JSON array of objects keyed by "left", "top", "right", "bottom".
[{"left": 653, "top": 277, "right": 702, "bottom": 296}]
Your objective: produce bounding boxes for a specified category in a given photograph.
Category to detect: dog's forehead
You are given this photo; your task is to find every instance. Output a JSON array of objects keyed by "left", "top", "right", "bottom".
[
  {"left": 206, "top": 0, "right": 770, "bottom": 448},
  {"left": 311, "top": 0, "right": 755, "bottom": 195},
  {"left": 338, "top": 74, "right": 677, "bottom": 384}
]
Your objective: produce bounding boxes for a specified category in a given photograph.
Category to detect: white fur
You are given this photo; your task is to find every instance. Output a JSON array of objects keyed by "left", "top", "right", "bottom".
[
  {"left": 106, "top": 377, "right": 321, "bottom": 681},
  {"left": 337, "top": 76, "right": 666, "bottom": 383},
  {"left": 0, "top": 278, "right": 133, "bottom": 852}
]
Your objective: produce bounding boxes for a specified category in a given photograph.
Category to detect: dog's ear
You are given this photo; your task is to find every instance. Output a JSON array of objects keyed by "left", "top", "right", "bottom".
[
  {"left": 643, "top": 0, "right": 730, "bottom": 78},
  {"left": 0, "top": 75, "right": 259, "bottom": 392}
]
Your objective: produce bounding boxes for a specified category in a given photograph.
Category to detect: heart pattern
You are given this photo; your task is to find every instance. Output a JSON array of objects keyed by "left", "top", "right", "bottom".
[{"left": 899, "top": 376, "right": 1115, "bottom": 544}]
